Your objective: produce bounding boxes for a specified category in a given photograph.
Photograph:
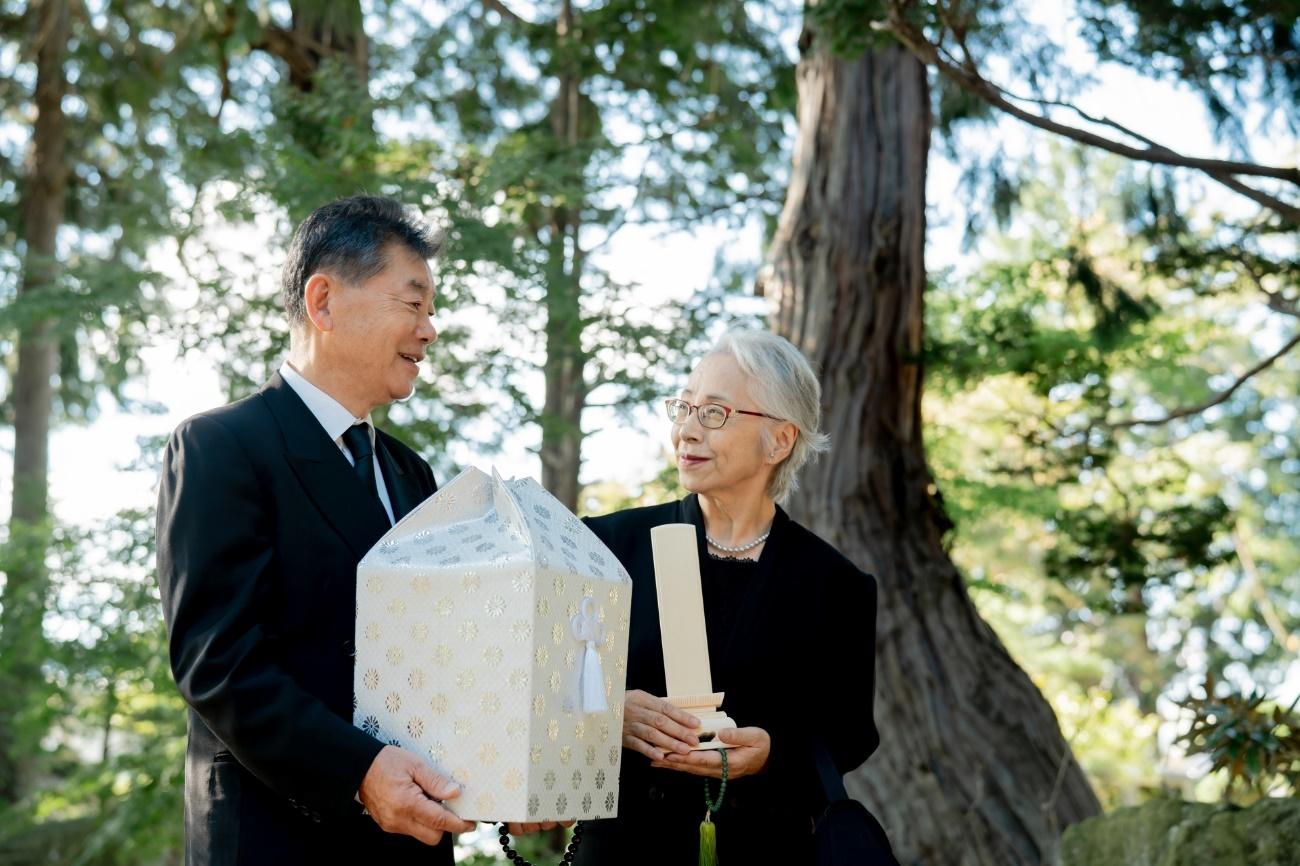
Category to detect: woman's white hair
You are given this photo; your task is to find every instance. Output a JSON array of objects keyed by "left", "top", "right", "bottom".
[{"left": 708, "top": 328, "right": 830, "bottom": 503}]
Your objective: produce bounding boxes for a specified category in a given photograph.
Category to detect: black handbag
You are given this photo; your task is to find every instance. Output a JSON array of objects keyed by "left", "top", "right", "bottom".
[{"left": 813, "top": 743, "right": 901, "bottom": 866}]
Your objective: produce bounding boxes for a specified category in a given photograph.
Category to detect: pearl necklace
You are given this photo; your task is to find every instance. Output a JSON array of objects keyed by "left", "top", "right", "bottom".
[{"left": 705, "top": 528, "right": 771, "bottom": 554}]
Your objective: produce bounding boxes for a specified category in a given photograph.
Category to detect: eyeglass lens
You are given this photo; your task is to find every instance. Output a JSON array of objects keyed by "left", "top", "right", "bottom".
[{"left": 667, "top": 400, "right": 729, "bottom": 428}]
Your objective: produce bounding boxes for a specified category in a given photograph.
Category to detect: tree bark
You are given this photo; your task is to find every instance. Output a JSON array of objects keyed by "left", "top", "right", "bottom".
[
  {"left": 539, "top": 227, "right": 587, "bottom": 513},
  {"left": 762, "top": 30, "right": 1101, "bottom": 866},
  {"left": 539, "top": 0, "right": 587, "bottom": 513},
  {"left": 0, "top": 0, "right": 69, "bottom": 805}
]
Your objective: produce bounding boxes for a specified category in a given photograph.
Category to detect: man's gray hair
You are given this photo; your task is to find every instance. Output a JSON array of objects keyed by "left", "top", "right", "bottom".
[{"left": 709, "top": 328, "right": 830, "bottom": 503}]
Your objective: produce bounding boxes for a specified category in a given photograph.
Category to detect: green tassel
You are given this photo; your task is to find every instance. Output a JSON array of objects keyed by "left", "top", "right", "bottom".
[
  {"left": 699, "top": 812, "right": 718, "bottom": 866},
  {"left": 699, "top": 746, "right": 727, "bottom": 865}
]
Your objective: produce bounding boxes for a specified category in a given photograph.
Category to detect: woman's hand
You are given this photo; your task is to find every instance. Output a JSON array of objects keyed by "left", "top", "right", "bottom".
[
  {"left": 649, "top": 727, "right": 770, "bottom": 780},
  {"left": 622, "top": 689, "right": 701, "bottom": 761}
]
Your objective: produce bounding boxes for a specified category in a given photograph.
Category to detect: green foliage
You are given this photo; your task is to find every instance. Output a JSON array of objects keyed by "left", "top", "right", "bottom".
[
  {"left": 396, "top": 0, "right": 797, "bottom": 429},
  {"left": 1177, "top": 676, "right": 1300, "bottom": 801},
  {"left": 161, "top": 0, "right": 795, "bottom": 486},
  {"left": 1045, "top": 492, "right": 1234, "bottom": 615},
  {"left": 0, "top": 518, "right": 63, "bottom": 780},
  {"left": 927, "top": 142, "right": 1299, "bottom": 797},
  {"left": 1078, "top": 0, "right": 1300, "bottom": 132},
  {"left": 580, "top": 453, "right": 688, "bottom": 517},
  {"left": 0, "top": 507, "right": 185, "bottom": 864},
  {"left": 0, "top": 0, "right": 219, "bottom": 424}
]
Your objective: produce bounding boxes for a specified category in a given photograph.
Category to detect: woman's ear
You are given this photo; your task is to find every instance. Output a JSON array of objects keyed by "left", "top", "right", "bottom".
[
  {"left": 302, "top": 273, "right": 335, "bottom": 333},
  {"left": 768, "top": 423, "right": 798, "bottom": 463}
]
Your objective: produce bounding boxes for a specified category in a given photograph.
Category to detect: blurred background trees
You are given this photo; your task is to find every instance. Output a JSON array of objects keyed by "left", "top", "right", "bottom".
[{"left": 0, "top": 0, "right": 1296, "bottom": 863}]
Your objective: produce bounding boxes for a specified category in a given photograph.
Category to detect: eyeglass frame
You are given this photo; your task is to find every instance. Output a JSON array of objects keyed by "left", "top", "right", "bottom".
[{"left": 663, "top": 398, "right": 785, "bottom": 429}]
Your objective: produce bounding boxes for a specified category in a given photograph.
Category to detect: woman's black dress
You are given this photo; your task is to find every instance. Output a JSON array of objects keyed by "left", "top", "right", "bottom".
[{"left": 574, "top": 494, "right": 879, "bottom": 866}]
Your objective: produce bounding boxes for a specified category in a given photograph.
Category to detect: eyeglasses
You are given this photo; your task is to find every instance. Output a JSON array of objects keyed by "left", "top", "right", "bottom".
[{"left": 664, "top": 398, "right": 784, "bottom": 429}]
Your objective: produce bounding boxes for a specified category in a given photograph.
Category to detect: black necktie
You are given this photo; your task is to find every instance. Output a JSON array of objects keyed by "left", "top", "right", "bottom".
[{"left": 341, "top": 423, "right": 382, "bottom": 511}]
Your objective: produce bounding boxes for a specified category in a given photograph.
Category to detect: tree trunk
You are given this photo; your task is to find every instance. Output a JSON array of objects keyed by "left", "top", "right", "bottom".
[
  {"left": 0, "top": 0, "right": 70, "bottom": 805},
  {"left": 539, "top": 0, "right": 587, "bottom": 513},
  {"left": 762, "top": 31, "right": 1101, "bottom": 866},
  {"left": 539, "top": 233, "right": 587, "bottom": 513}
]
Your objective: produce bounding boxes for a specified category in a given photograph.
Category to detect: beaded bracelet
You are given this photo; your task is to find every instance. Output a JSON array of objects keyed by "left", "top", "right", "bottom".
[{"left": 498, "top": 822, "right": 584, "bottom": 865}]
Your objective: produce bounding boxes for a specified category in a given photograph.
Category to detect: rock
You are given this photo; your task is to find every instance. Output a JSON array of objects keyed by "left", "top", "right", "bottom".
[{"left": 1060, "top": 797, "right": 1300, "bottom": 866}]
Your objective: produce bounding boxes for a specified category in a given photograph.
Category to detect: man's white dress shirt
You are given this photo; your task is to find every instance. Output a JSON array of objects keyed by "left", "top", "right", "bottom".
[{"left": 279, "top": 361, "right": 395, "bottom": 525}]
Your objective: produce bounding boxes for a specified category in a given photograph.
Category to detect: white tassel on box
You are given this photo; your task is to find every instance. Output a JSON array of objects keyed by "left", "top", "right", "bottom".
[{"left": 571, "top": 596, "right": 608, "bottom": 713}]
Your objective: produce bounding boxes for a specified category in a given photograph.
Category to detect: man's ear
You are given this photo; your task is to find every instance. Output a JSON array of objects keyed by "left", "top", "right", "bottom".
[{"left": 302, "top": 273, "right": 335, "bottom": 333}]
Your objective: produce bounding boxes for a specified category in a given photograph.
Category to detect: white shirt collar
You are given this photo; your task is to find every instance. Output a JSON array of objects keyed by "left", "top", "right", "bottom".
[{"left": 278, "top": 360, "right": 373, "bottom": 445}]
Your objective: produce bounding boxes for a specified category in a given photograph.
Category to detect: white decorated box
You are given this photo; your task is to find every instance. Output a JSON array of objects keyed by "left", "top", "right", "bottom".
[{"left": 353, "top": 467, "right": 632, "bottom": 822}]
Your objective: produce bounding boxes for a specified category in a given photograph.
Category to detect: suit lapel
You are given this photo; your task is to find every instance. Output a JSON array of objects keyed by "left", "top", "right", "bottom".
[
  {"left": 375, "top": 433, "right": 421, "bottom": 522},
  {"left": 259, "top": 374, "right": 392, "bottom": 560}
]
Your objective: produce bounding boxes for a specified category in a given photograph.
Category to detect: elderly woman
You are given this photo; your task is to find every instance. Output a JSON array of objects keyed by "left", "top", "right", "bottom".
[{"left": 574, "top": 329, "right": 880, "bottom": 866}]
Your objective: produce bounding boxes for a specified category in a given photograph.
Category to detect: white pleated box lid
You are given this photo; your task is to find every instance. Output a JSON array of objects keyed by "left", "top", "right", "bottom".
[{"left": 353, "top": 467, "right": 632, "bottom": 821}]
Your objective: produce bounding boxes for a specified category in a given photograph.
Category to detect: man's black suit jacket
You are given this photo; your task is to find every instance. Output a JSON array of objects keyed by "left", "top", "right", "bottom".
[
  {"left": 156, "top": 374, "right": 449, "bottom": 866},
  {"left": 575, "top": 495, "right": 880, "bottom": 865}
]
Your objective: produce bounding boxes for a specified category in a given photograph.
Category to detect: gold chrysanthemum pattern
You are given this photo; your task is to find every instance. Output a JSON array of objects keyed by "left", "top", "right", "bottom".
[{"left": 352, "top": 467, "right": 633, "bottom": 821}]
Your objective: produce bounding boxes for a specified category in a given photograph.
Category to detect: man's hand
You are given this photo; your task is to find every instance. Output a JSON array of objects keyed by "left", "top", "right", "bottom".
[
  {"left": 358, "top": 745, "right": 476, "bottom": 846},
  {"left": 622, "top": 689, "right": 700, "bottom": 760},
  {"left": 650, "top": 726, "right": 770, "bottom": 779}
]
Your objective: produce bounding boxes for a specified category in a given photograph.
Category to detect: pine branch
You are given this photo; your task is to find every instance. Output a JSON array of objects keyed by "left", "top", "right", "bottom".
[
  {"left": 1206, "top": 173, "right": 1300, "bottom": 225},
  {"left": 880, "top": 8, "right": 1300, "bottom": 223},
  {"left": 985, "top": 83, "right": 1300, "bottom": 223},
  {"left": 1107, "top": 330, "right": 1300, "bottom": 430}
]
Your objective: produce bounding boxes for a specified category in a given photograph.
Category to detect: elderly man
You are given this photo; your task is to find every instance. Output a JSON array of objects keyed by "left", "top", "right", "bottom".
[{"left": 156, "top": 195, "right": 474, "bottom": 864}]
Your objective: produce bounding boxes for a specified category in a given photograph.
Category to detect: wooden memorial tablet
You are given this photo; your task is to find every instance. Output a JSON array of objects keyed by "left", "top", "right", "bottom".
[{"left": 650, "top": 523, "right": 736, "bottom": 750}]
